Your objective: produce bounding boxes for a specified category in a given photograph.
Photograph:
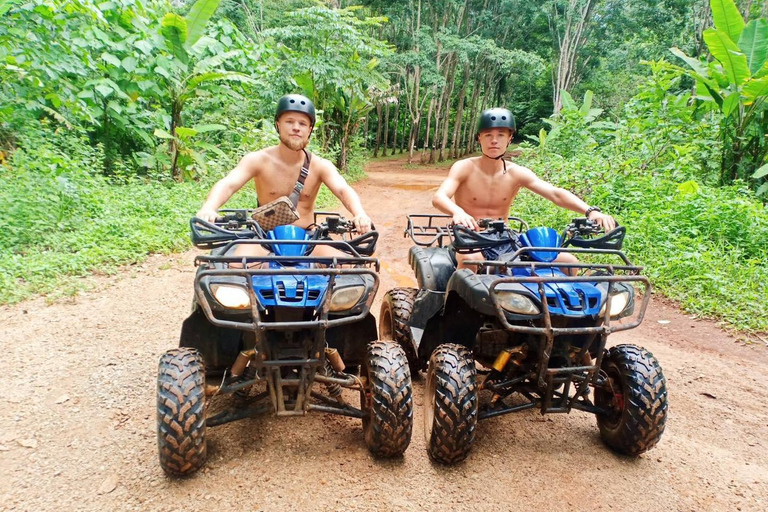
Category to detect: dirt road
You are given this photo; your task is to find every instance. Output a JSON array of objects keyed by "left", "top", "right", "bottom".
[{"left": 2, "top": 157, "right": 767, "bottom": 511}]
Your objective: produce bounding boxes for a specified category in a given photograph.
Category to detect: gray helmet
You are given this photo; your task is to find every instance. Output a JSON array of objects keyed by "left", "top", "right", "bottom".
[
  {"left": 477, "top": 108, "right": 515, "bottom": 134},
  {"left": 275, "top": 94, "right": 316, "bottom": 126}
]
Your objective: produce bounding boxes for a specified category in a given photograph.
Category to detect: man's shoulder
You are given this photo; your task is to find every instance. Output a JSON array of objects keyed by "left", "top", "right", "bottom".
[
  {"left": 241, "top": 148, "right": 270, "bottom": 165},
  {"left": 506, "top": 160, "right": 536, "bottom": 178},
  {"left": 306, "top": 152, "right": 336, "bottom": 175},
  {"left": 450, "top": 156, "right": 480, "bottom": 173},
  {"left": 307, "top": 151, "right": 331, "bottom": 166}
]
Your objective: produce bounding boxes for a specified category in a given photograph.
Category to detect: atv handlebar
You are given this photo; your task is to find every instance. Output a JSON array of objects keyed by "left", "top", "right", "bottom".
[
  {"left": 404, "top": 213, "right": 528, "bottom": 248},
  {"left": 190, "top": 210, "right": 378, "bottom": 256},
  {"left": 562, "top": 218, "right": 626, "bottom": 251}
]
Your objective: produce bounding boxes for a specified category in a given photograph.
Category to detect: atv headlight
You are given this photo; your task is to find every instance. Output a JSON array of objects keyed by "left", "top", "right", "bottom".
[
  {"left": 600, "top": 290, "right": 630, "bottom": 318},
  {"left": 211, "top": 284, "right": 251, "bottom": 309},
  {"left": 496, "top": 291, "right": 540, "bottom": 315},
  {"left": 329, "top": 285, "right": 365, "bottom": 312}
]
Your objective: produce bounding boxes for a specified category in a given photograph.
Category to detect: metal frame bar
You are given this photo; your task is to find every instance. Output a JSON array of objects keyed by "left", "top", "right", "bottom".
[
  {"left": 404, "top": 213, "right": 529, "bottom": 248},
  {"left": 193, "top": 251, "right": 377, "bottom": 422},
  {"left": 194, "top": 266, "right": 379, "bottom": 332},
  {"left": 489, "top": 273, "right": 651, "bottom": 389}
]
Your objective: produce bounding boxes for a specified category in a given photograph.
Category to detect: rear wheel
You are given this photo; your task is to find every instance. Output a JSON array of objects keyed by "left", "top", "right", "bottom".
[
  {"left": 379, "top": 287, "right": 420, "bottom": 375},
  {"left": 362, "top": 341, "right": 413, "bottom": 457},
  {"left": 157, "top": 348, "right": 207, "bottom": 476},
  {"left": 424, "top": 344, "right": 478, "bottom": 464},
  {"left": 594, "top": 344, "right": 667, "bottom": 456}
]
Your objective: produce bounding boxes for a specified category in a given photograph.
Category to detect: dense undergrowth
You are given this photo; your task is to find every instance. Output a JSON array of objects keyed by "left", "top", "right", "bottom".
[{"left": 0, "top": 127, "right": 340, "bottom": 303}]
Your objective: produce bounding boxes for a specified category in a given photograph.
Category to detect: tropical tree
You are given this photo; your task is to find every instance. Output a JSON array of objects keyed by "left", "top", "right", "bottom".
[
  {"left": 672, "top": 0, "right": 768, "bottom": 192},
  {"left": 151, "top": 0, "right": 257, "bottom": 180},
  {"left": 262, "top": 6, "right": 391, "bottom": 172}
]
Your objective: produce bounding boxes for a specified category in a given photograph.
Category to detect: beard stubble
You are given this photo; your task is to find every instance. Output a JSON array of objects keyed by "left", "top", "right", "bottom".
[{"left": 280, "top": 133, "right": 309, "bottom": 151}]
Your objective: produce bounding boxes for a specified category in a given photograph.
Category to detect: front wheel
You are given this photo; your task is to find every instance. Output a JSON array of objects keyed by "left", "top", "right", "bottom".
[
  {"left": 379, "top": 287, "right": 421, "bottom": 376},
  {"left": 362, "top": 341, "right": 413, "bottom": 457},
  {"left": 594, "top": 344, "right": 668, "bottom": 456},
  {"left": 157, "top": 348, "right": 208, "bottom": 476},
  {"left": 424, "top": 344, "right": 478, "bottom": 464}
]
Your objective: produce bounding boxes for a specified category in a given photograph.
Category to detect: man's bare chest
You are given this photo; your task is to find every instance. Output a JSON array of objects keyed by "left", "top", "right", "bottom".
[
  {"left": 459, "top": 172, "right": 519, "bottom": 206},
  {"left": 254, "top": 167, "right": 320, "bottom": 204}
]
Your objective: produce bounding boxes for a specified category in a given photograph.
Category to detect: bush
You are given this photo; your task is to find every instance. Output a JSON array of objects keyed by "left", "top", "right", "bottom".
[{"left": 512, "top": 134, "right": 768, "bottom": 332}]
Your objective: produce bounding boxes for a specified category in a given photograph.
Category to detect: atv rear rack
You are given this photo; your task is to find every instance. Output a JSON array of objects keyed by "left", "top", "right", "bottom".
[{"left": 404, "top": 213, "right": 528, "bottom": 247}]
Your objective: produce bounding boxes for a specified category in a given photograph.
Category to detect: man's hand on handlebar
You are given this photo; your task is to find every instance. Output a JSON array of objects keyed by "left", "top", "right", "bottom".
[
  {"left": 452, "top": 209, "right": 479, "bottom": 231},
  {"left": 351, "top": 213, "right": 373, "bottom": 234},
  {"left": 587, "top": 210, "right": 616, "bottom": 231},
  {"left": 196, "top": 207, "right": 219, "bottom": 223}
]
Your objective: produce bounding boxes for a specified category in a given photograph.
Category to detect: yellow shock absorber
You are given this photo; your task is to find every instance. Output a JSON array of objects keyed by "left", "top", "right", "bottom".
[{"left": 492, "top": 349, "right": 514, "bottom": 372}]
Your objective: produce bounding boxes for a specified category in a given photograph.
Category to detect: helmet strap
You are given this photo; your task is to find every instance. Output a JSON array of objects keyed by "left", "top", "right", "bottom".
[{"left": 481, "top": 150, "right": 508, "bottom": 174}]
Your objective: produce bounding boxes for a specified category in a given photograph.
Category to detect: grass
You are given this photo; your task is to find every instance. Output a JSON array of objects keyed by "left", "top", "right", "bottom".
[{"left": 0, "top": 137, "right": 345, "bottom": 305}]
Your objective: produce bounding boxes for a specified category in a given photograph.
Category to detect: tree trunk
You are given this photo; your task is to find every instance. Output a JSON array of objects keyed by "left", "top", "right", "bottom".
[
  {"left": 400, "top": 110, "right": 407, "bottom": 154},
  {"left": 694, "top": 0, "right": 712, "bottom": 58},
  {"left": 407, "top": 0, "right": 422, "bottom": 164},
  {"left": 421, "top": 93, "right": 434, "bottom": 164},
  {"left": 363, "top": 115, "right": 369, "bottom": 149},
  {"left": 391, "top": 96, "right": 400, "bottom": 156},
  {"left": 451, "top": 62, "right": 470, "bottom": 159},
  {"left": 382, "top": 100, "right": 390, "bottom": 155},
  {"left": 373, "top": 103, "right": 383, "bottom": 157},
  {"left": 740, "top": 0, "right": 753, "bottom": 18},
  {"left": 551, "top": 0, "right": 596, "bottom": 114},
  {"left": 439, "top": 56, "right": 458, "bottom": 161},
  {"left": 170, "top": 97, "right": 183, "bottom": 181}
]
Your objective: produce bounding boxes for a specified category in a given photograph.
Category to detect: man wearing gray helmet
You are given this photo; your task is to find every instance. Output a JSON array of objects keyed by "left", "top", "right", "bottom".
[
  {"left": 432, "top": 107, "right": 616, "bottom": 271},
  {"left": 196, "top": 94, "right": 373, "bottom": 260}
]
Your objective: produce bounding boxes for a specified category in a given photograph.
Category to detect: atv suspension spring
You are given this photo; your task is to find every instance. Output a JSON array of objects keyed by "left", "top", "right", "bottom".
[
  {"left": 235, "top": 365, "right": 258, "bottom": 399},
  {"left": 323, "top": 359, "right": 343, "bottom": 400}
]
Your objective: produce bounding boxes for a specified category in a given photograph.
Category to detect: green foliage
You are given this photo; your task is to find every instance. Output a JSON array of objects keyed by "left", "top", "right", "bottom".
[
  {"left": 671, "top": 0, "right": 768, "bottom": 191},
  {"left": 539, "top": 90, "right": 616, "bottom": 158},
  {"left": 517, "top": 68, "right": 768, "bottom": 333}
]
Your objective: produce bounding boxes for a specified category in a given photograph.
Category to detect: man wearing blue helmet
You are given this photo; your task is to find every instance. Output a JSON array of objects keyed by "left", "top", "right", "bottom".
[
  {"left": 433, "top": 107, "right": 616, "bottom": 271},
  {"left": 197, "top": 94, "right": 373, "bottom": 260}
]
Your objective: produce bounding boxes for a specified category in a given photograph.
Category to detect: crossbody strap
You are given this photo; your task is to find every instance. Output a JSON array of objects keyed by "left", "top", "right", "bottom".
[{"left": 288, "top": 149, "right": 311, "bottom": 207}]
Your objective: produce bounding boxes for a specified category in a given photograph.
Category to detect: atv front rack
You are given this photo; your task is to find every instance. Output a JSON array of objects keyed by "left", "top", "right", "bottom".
[
  {"left": 487, "top": 270, "right": 650, "bottom": 404},
  {"left": 404, "top": 213, "right": 528, "bottom": 248},
  {"left": 194, "top": 250, "right": 379, "bottom": 419},
  {"left": 195, "top": 246, "right": 379, "bottom": 332}
]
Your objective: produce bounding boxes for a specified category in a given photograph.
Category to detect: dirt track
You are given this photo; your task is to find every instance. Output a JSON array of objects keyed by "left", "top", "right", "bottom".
[{"left": 2, "top": 157, "right": 767, "bottom": 511}]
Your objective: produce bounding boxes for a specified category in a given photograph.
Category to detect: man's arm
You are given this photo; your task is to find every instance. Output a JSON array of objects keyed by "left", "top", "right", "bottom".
[
  {"left": 432, "top": 161, "right": 479, "bottom": 230},
  {"left": 519, "top": 165, "right": 616, "bottom": 230},
  {"left": 196, "top": 152, "right": 261, "bottom": 222},
  {"left": 320, "top": 161, "right": 372, "bottom": 233}
]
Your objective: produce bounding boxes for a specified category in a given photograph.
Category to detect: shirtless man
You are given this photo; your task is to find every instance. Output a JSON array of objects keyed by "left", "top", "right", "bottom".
[
  {"left": 432, "top": 107, "right": 616, "bottom": 271},
  {"left": 196, "top": 94, "right": 372, "bottom": 260}
]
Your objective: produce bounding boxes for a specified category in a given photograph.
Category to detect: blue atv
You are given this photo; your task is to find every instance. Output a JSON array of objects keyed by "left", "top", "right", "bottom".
[
  {"left": 157, "top": 211, "right": 413, "bottom": 476},
  {"left": 380, "top": 214, "right": 667, "bottom": 464}
]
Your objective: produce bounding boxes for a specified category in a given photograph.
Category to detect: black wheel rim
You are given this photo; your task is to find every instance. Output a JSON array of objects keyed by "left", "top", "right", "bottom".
[{"left": 596, "top": 365, "right": 624, "bottom": 429}]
